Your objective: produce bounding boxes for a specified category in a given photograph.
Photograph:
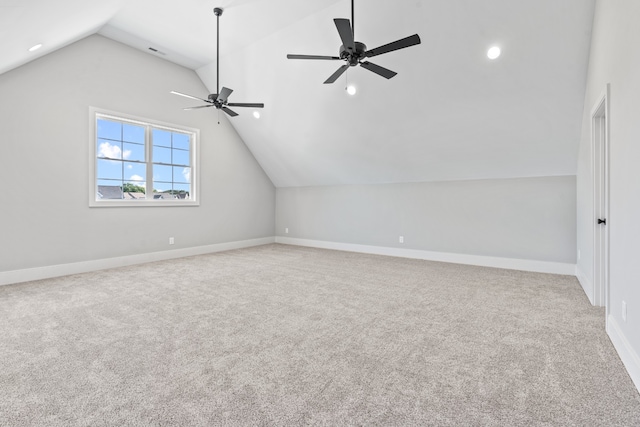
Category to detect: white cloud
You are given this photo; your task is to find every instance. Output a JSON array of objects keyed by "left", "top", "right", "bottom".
[
  {"left": 99, "top": 142, "right": 121, "bottom": 159},
  {"left": 182, "top": 168, "right": 191, "bottom": 183},
  {"left": 98, "top": 142, "right": 131, "bottom": 160},
  {"left": 127, "top": 164, "right": 133, "bottom": 170},
  {"left": 129, "top": 174, "right": 144, "bottom": 183}
]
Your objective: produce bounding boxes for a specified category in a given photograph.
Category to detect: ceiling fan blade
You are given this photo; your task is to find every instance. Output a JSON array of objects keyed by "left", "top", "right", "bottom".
[
  {"left": 334, "top": 18, "right": 355, "bottom": 51},
  {"left": 227, "top": 103, "right": 264, "bottom": 108},
  {"left": 287, "top": 54, "right": 341, "bottom": 60},
  {"left": 222, "top": 107, "right": 239, "bottom": 117},
  {"left": 364, "top": 34, "right": 421, "bottom": 58},
  {"left": 217, "top": 87, "right": 233, "bottom": 103},
  {"left": 360, "top": 61, "right": 397, "bottom": 79},
  {"left": 170, "top": 91, "right": 210, "bottom": 103},
  {"left": 324, "top": 64, "right": 350, "bottom": 84},
  {"left": 183, "top": 105, "right": 215, "bottom": 110}
]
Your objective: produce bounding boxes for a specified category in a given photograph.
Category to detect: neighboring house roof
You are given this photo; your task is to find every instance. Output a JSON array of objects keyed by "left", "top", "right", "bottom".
[
  {"left": 124, "top": 192, "right": 146, "bottom": 200},
  {"left": 153, "top": 192, "right": 176, "bottom": 200},
  {"left": 151, "top": 192, "right": 190, "bottom": 200},
  {"left": 97, "top": 186, "right": 189, "bottom": 201},
  {"left": 97, "top": 185, "right": 123, "bottom": 199}
]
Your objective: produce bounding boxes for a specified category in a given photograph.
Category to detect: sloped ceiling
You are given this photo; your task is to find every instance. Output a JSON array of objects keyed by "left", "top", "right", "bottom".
[{"left": 1, "top": 0, "right": 595, "bottom": 187}]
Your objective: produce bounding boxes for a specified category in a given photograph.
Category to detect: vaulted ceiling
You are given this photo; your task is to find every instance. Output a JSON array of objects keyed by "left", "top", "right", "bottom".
[{"left": 1, "top": 0, "right": 595, "bottom": 187}]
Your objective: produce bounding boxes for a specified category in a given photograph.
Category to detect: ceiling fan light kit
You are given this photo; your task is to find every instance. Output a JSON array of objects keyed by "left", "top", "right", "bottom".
[
  {"left": 287, "top": 0, "right": 421, "bottom": 84},
  {"left": 170, "top": 7, "right": 264, "bottom": 122}
]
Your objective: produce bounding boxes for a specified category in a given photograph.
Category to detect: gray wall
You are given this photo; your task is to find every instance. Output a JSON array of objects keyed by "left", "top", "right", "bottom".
[
  {"left": 0, "top": 35, "right": 275, "bottom": 272},
  {"left": 277, "top": 176, "right": 576, "bottom": 263},
  {"left": 577, "top": 0, "right": 640, "bottom": 378}
]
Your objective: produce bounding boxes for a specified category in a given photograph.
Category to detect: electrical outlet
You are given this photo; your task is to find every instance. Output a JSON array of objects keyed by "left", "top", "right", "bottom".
[
  {"left": 169, "top": 237, "right": 174, "bottom": 245},
  {"left": 622, "top": 301, "right": 627, "bottom": 322},
  {"left": 285, "top": 228, "right": 289, "bottom": 234},
  {"left": 399, "top": 236, "right": 404, "bottom": 244}
]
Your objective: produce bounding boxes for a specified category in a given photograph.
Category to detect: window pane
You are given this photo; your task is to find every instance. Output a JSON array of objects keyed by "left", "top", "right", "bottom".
[
  {"left": 123, "top": 180, "right": 146, "bottom": 199},
  {"left": 97, "top": 159, "right": 123, "bottom": 180},
  {"left": 124, "top": 162, "right": 146, "bottom": 183},
  {"left": 173, "top": 166, "right": 191, "bottom": 183},
  {"left": 97, "top": 139, "right": 123, "bottom": 159},
  {"left": 97, "top": 119, "right": 122, "bottom": 140},
  {"left": 153, "top": 184, "right": 172, "bottom": 194},
  {"left": 123, "top": 124, "right": 144, "bottom": 144},
  {"left": 123, "top": 142, "right": 144, "bottom": 162},
  {"left": 173, "top": 133, "right": 190, "bottom": 150},
  {"left": 172, "top": 149, "right": 190, "bottom": 166},
  {"left": 173, "top": 183, "right": 191, "bottom": 196},
  {"left": 153, "top": 146, "right": 171, "bottom": 164},
  {"left": 153, "top": 164, "right": 172, "bottom": 183},
  {"left": 153, "top": 129, "right": 171, "bottom": 147}
]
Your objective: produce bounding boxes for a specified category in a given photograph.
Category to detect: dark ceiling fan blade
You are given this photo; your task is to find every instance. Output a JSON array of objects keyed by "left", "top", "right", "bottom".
[
  {"left": 227, "top": 103, "right": 264, "bottom": 108},
  {"left": 221, "top": 107, "right": 239, "bottom": 117},
  {"left": 287, "top": 54, "right": 341, "bottom": 60},
  {"left": 360, "top": 61, "right": 397, "bottom": 79},
  {"left": 170, "top": 91, "right": 211, "bottom": 103},
  {"left": 217, "top": 87, "right": 233, "bottom": 103},
  {"left": 183, "top": 105, "right": 215, "bottom": 110},
  {"left": 334, "top": 18, "right": 355, "bottom": 51},
  {"left": 364, "top": 34, "right": 421, "bottom": 58},
  {"left": 324, "top": 64, "right": 350, "bottom": 84}
]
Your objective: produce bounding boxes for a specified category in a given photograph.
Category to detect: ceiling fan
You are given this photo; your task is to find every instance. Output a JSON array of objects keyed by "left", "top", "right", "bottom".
[
  {"left": 287, "top": 0, "right": 421, "bottom": 84},
  {"left": 171, "top": 7, "right": 263, "bottom": 119}
]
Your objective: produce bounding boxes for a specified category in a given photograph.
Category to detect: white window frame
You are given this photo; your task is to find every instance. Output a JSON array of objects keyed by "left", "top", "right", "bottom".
[{"left": 89, "top": 107, "right": 200, "bottom": 207}]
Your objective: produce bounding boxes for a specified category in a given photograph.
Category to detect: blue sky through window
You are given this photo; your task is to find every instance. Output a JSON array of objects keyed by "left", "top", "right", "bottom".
[
  {"left": 96, "top": 117, "right": 192, "bottom": 198},
  {"left": 152, "top": 128, "right": 191, "bottom": 193},
  {"left": 97, "top": 119, "right": 147, "bottom": 188}
]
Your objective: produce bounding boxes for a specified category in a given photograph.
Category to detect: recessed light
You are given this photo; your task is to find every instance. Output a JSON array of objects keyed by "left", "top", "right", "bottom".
[
  {"left": 253, "top": 111, "right": 260, "bottom": 119},
  {"left": 346, "top": 85, "right": 357, "bottom": 95},
  {"left": 487, "top": 46, "right": 501, "bottom": 60},
  {"left": 28, "top": 43, "right": 43, "bottom": 52}
]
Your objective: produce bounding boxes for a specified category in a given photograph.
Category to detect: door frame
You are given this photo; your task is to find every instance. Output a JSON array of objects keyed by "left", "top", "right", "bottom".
[{"left": 591, "top": 84, "right": 610, "bottom": 313}]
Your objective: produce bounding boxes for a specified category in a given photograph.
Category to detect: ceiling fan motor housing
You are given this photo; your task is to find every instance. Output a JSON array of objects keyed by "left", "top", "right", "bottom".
[{"left": 340, "top": 42, "right": 367, "bottom": 66}]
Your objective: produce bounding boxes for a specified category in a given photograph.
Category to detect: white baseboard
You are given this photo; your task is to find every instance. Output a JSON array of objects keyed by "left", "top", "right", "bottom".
[
  {"left": 607, "top": 315, "right": 640, "bottom": 394},
  {"left": 576, "top": 266, "right": 595, "bottom": 305},
  {"left": 275, "top": 237, "right": 576, "bottom": 275},
  {"left": 0, "top": 237, "right": 275, "bottom": 286}
]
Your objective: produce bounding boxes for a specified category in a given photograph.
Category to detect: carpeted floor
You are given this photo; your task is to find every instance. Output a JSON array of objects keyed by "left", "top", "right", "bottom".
[{"left": 1, "top": 243, "right": 639, "bottom": 426}]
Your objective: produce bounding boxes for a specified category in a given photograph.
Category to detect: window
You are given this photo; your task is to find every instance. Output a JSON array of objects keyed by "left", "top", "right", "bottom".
[{"left": 89, "top": 107, "right": 199, "bottom": 207}]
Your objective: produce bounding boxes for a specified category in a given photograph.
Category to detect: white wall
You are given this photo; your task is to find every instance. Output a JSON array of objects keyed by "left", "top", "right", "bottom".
[
  {"left": 576, "top": 0, "right": 640, "bottom": 391},
  {"left": 0, "top": 35, "right": 275, "bottom": 275},
  {"left": 276, "top": 176, "right": 576, "bottom": 267}
]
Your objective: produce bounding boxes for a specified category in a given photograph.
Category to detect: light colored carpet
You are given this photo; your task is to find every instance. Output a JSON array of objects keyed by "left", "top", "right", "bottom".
[{"left": 1, "top": 243, "right": 639, "bottom": 426}]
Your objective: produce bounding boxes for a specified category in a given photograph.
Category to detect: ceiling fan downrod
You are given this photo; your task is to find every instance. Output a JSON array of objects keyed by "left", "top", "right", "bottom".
[{"left": 214, "top": 7, "right": 222, "bottom": 97}]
